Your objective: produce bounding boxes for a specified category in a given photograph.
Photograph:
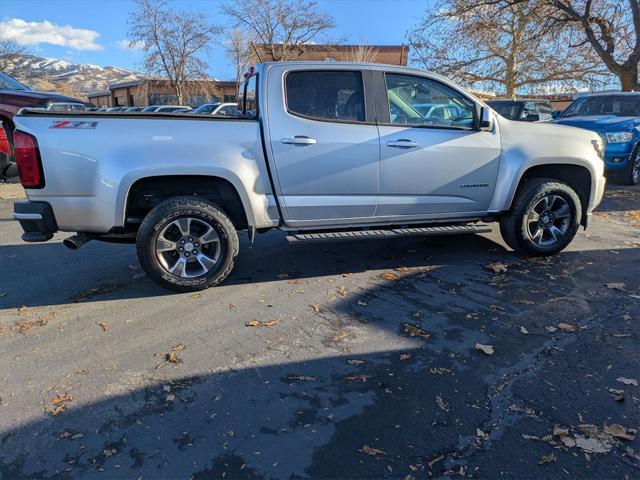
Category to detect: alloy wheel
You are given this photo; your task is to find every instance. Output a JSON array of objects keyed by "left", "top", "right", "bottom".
[
  {"left": 526, "top": 195, "right": 571, "bottom": 246},
  {"left": 155, "top": 217, "right": 221, "bottom": 278}
]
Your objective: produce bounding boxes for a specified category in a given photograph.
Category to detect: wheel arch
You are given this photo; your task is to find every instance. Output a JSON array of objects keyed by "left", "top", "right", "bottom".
[
  {"left": 121, "top": 174, "right": 252, "bottom": 230},
  {"left": 505, "top": 164, "right": 593, "bottom": 226}
]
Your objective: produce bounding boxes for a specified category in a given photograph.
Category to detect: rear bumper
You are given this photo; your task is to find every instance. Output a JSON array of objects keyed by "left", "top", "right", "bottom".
[{"left": 13, "top": 200, "right": 58, "bottom": 242}]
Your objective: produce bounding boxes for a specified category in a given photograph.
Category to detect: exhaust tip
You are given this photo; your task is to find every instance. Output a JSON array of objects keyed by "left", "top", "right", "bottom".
[{"left": 63, "top": 233, "right": 93, "bottom": 250}]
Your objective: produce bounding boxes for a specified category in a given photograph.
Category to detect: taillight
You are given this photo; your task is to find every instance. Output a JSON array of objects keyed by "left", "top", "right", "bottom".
[
  {"left": 14, "top": 130, "right": 45, "bottom": 189},
  {"left": 0, "top": 125, "right": 10, "bottom": 158}
]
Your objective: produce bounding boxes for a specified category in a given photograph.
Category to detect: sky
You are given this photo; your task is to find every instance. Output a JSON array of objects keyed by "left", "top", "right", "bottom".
[{"left": 0, "top": 0, "right": 434, "bottom": 80}]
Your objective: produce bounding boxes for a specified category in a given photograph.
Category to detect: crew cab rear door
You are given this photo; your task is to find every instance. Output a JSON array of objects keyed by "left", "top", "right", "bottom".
[
  {"left": 264, "top": 65, "right": 379, "bottom": 227},
  {"left": 374, "top": 69, "right": 501, "bottom": 218}
]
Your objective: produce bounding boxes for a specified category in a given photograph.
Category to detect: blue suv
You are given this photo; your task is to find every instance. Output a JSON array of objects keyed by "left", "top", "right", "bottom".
[{"left": 555, "top": 93, "right": 640, "bottom": 185}]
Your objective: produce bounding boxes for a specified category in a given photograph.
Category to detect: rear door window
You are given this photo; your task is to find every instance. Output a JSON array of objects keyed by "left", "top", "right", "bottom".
[{"left": 285, "top": 71, "right": 365, "bottom": 122}]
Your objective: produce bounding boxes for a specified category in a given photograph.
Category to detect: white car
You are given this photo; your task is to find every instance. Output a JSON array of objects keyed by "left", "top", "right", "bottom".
[
  {"left": 193, "top": 102, "right": 242, "bottom": 116},
  {"left": 141, "top": 105, "right": 192, "bottom": 113}
]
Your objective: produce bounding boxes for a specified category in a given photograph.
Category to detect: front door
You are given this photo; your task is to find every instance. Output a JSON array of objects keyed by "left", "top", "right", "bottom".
[
  {"left": 266, "top": 67, "right": 380, "bottom": 226},
  {"left": 375, "top": 71, "right": 501, "bottom": 218}
]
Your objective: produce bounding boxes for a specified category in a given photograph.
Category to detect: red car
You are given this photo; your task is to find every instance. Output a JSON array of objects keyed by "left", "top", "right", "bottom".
[{"left": 0, "top": 71, "right": 86, "bottom": 178}]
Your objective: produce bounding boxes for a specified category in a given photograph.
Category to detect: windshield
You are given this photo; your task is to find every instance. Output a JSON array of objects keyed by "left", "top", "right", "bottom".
[
  {"left": 560, "top": 95, "right": 640, "bottom": 118},
  {"left": 0, "top": 72, "right": 30, "bottom": 91},
  {"left": 194, "top": 103, "right": 218, "bottom": 114},
  {"left": 488, "top": 101, "right": 523, "bottom": 120}
]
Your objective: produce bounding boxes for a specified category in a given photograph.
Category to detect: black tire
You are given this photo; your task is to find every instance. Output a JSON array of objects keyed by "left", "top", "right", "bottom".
[
  {"left": 136, "top": 197, "right": 239, "bottom": 292},
  {"left": 499, "top": 178, "right": 581, "bottom": 256},
  {"left": 621, "top": 145, "right": 640, "bottom": 186}
]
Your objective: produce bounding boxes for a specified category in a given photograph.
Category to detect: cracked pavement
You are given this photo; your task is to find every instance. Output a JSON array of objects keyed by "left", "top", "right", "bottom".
[{"left": 0, "top": 184, "right": 639, "bottom": 479}]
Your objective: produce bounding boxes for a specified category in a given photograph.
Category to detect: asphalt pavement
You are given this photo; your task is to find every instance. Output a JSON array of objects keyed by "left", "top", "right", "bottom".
[{"left": 0, "top": 184, "right": 639, "bottom": 479}]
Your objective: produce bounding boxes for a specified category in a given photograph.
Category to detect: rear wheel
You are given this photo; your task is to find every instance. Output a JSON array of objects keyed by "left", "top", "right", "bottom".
[
  {"left": 499, "top": 178, "right": 581, "bottom": 256},
  {"left": 136, "top": 197, "right": 239, "bottom": 292}
]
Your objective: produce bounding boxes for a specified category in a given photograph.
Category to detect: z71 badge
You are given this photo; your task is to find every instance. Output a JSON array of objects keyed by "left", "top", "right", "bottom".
[{"left": 50, "top": 121, "right": 98, "bottom": 129}]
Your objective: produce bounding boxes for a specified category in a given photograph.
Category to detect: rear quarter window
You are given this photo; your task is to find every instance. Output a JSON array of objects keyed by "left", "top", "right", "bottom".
[{"left": 285, "top": 70, "right": 365, "bottom": 123}]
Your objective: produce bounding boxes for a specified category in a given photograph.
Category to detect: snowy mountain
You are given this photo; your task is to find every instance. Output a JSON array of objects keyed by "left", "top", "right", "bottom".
[{"left": 2, "top": 54, "right": 146, "bottom": 97}]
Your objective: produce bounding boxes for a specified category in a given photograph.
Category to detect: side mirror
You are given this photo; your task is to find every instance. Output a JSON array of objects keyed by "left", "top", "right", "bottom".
[{"left": 479, "top": 106, "right": 494, "bottom": 131}]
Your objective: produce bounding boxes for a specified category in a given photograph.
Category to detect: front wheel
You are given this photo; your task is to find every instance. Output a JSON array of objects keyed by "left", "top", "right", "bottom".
[
  {"left": 499, "top": 178, "right": 581, "bottom": 256},
  {"left": 136, "top": 197, "right": 239, "bottom": 292},
  {"left": 622, "top": 146, "right": 640, "bottom": 185}
]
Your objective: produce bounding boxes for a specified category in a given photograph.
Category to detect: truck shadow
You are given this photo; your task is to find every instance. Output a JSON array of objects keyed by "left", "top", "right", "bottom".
[
  {"left": 1, "top": 231, "right": 510, "bottom": 310},
  {"left": 1, "top": 244, "right": 639, "bottom": 479}
]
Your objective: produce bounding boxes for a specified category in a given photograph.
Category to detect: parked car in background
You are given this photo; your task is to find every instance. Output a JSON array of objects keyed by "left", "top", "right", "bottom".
[
  {"left": 12, "top": 61, "right": 605, "bottom": 292},
  {"left": 124, "top": 106, "right": 144, "bottom": 112},
  {"left": 194, "top": 102, "right": 242, "bottom": 116},
  {"left": 555, "top": 92, "right": 640, "bottom": 185},
  {"left": 0, "top": 71, "right": 85, "bottom": 177},
  {"left": 106, "top": 106, "right": 128, "bottom": 112},
  {"left": 488, "top": 99, "right": 554, "bottom": 122},
  {"left": 141, "top": 105, "right": 192, "bottom": 113}
]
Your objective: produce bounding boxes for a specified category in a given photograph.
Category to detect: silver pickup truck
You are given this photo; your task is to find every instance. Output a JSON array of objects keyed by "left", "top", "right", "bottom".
[{"left": 12, "top": 62, "right": 606, "bottom": 292}]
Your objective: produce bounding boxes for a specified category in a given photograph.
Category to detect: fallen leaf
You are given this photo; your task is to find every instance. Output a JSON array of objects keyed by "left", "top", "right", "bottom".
[
  {"left": 403, "top": 323, "right": 430, "bottom": 339},
  {"left": 310, "top": 304, "right": 321, "bottom": 313},
  {"left": 336, "top": 286, "right": 348, "bottom": 298},
  {"left": 575, "top": 435, "right": 611, "bottom": 453},
  {"left": 51, "top": 393, "right": 72, "bottom": 415},
  {"left": 520, "top": 326, "right": 529, "bottom": 334},
  {"left": 381, "top": 272, "right": 400, "bottom": 280},
  {"left": 245, "top": 319, "right": 279, "bottom": 327},
  {"left": 557, "top": 322, "right": 578, "bottom": 333},
  {"left": 332, "top": 330, "right": 349, "bottom": 342},
  {"left": 359, "top": 445, "right": 385, "bottom": 457},
  {"left": 603, "top": 424, "right": 636, "bottom": 441},
  {"left": 347, "top": 359, "right": 365, "bottom": 365},
  {"left": 485, "top": 262, "right": 508, "bottom": 274},
  {"left": 539, "top": 453, "right": 557, "bottom": 464},
  {"left": 546, "top": 326, "right": 558, "bottom": 333},
  {"left": 608, "top": 388, "right": 625, "bottom": 402},
  {"left": 475, "top": 343, "right": 494, "bottom": 355},
  {"left": 605, "top": 283, "right": 625, "bottom": 291},
  {"left": 17, "top": 305, "right": 29, "bottom": 314},
  {"left": 560, "top": 436, "right": 576, "bottom": 448},
  {"left": 98, "top": 322, "right": 108, "bottom": 331},
  {"left": 617, "top": 377, "right": 638, "bottom": 386},
  {"left": 190, "top": 293, "right": 202, "bottom": 299},
  {"left": 357, "top": 300, "right": 368, "bottom": 306},
  {"left": 399, "top": 353, "right": 412, "bottom": 361},
  {"left": 171, "top": 343, "right": 187, "bottom": 352},
  {"left": 343, "top": 374, "right": 370, "bottom": 382},
  {"left": 394, "top": 267, "right": 411, "bottom": 272},
  {"left": 435, "top": 394, "right": 449, "bottom": 412}
]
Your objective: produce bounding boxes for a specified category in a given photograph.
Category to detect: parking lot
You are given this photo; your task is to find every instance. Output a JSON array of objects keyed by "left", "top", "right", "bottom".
[{"left": 0, "top": 183, "right": 638, "bottom": 479}]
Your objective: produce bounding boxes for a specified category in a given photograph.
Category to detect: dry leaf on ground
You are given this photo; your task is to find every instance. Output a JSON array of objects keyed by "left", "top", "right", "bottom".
[
  {"left": 245, "top": 319, "right": 279, "bottom": 327},
  {"left": 557, "top": 322, "right": 578, "bottom": 333},
  {"left": 381, "top": 272, "right": 400, "bottom": 280},
  {"left": 332, "top": 330, "right": 349, "bottom": 342},
  {"left": 520, "top": 326, "right": 529, "bottom": 334},
  {"left": 575, "top": 435, "right": 612, "bottom": 453},
  {"left": 617, "top": 377, "right": 638, "bottom": 386},
  {"left": 347, "top": 359, "right": 365, "bottom": 365},
  {"left": 608, "top": 388, "right": 625, "bottom": 402},
  {"left": 605, "top": 283, "right": 626, "bottom": 291},
  {"left": 403, "top": 323, "right": 430, "bottom": 339},
  {"left": 604, "top": 424, "right": 636, "bottom": 441},
  {"left": 310, "top": 304, "right": 321, "bottom": 313},
  {"left": 475, "top": 343, "right": 495, "bottom": 355},
  {"left": 98, "top": 322, "right": 108, "bottom": 331},
  {"left": 539, "top": 453, "right": 557, "bottom": 464},
  {"left": 359, "top": 445, "right": 385, "bottom": 457},
  {"left": 51, "top": 393, "right": 72, "bottom": 415},
  {"left": 399, "top": 353, "right": 412, "bottom": 361},
  {"left": 484, "top": 262, "right": 508, "bottom": 274}
]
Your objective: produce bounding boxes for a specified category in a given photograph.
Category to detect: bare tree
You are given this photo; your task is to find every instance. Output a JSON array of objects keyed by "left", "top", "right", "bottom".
[
  {"left": 127, "top": 0, "right": 222, "bottom": 105},
  {"left": 407, "top": 0, "right": 608, "bottom": 96},
  {"left": 544, "top": 0, "right": 639, "bottom": 91},
  {"left": 221, "top": 0, "right": 334, "bottom": 61},
  {"left": 225, "top": 28, "right": 253, "bottom": 92},
  {"left": 347, "top": 45, "right": 380, "bottom": 63},
  {"left": 0, "top": 40, "right": 27, "bottom": 73}
]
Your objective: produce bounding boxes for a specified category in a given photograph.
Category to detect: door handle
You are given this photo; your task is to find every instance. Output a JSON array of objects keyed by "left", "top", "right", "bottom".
[
  {"left": 387, "top": 139, "right": 418, "bottom": 148},
  {"left": 282, "top": 136, "right": 317, "bottom": 145}
]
